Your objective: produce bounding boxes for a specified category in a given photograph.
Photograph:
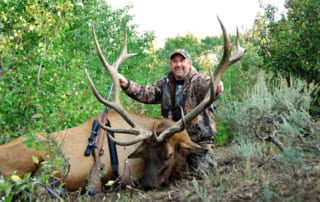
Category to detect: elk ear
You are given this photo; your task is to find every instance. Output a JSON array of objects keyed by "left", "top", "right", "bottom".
[
  {"left": 180, "top": 141, "right": 208, "bottom": 154},
  {"left": 128, "top": 144, "right": 146, "bottom": 159}
]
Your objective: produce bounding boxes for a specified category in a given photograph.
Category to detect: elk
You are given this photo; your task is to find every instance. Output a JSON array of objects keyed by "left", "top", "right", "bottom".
[{"left": 0, "top": 17, "right": 245, "bottom": 193}]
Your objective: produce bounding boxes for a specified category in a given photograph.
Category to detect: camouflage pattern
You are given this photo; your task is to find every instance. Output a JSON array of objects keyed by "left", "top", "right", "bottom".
[
  {"left": 123, "top": 68, "right": 216, "bottom": 143},
  {"left": 169, "top": 49, "right": 191, "bottom": 60}
]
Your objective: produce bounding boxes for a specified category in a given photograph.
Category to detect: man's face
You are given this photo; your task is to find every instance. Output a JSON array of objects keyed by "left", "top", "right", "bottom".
[{"left": 170, "top": 54, "right": 192, "bottom": 80}]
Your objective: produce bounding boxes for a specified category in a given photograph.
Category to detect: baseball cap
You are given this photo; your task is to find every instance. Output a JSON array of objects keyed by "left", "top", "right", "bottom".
[{"left": 169, "top": 49, "right": 191, "bottom": 60}]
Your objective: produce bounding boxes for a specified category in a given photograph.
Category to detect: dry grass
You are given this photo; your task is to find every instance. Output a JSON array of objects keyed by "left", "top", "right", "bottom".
[{"left": 44, "top": 135, "right": 319, "bottom": 202}]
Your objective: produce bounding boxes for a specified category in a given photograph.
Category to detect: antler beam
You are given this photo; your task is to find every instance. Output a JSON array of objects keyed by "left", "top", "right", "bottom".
[{"left": 85, "top": 24, "right": 152, "bottom": 144}]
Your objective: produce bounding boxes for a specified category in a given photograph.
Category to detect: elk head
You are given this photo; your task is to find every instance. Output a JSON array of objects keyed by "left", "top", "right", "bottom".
[
  {"left": 84, "top": 17, "right": 245, "bottom": 189},
  {"left": 126, "top": 119, "right": 207, "bottom": 189}
]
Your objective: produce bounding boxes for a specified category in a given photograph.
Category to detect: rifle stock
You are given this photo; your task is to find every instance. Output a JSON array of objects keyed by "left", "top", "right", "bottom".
[{"left": 87, "top": 119, "right": 106, "bottom": 194}]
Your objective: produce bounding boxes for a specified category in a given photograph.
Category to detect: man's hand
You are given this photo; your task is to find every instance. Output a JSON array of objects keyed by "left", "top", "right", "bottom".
[
  {"left": 118, "top": 73, "right": 128, "bottom": 89},
  {"left": 216, "top": 81, "right": 224, "bottom": 97}
]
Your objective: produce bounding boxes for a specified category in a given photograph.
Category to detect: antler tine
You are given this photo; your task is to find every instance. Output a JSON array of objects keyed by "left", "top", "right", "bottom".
[
  {"left": 230, "top": 27, "right": 246, "bottom": 65},
  {"left": 85, "top": 68, "right": 153, "bottom": 144},
  {"left": 84, "top": 68, "right": 136, "bottom": 128},
  {"left": 91, "top": 25, "right": 137, "bottom": 105},
  {"left": 91, "top": 24, "right": 121, "bottom": 105},
  {"left": 98, "top": 120, "right": 140, "bottom": 135},
  {"left": 180, "top": 106, "right": 186, "bottom": 128},
  {"left": 91, "top": 24, "right": 113, "bottom": 74},
  {"left": 213, "top": 16, "right": 232, "bottom": 89},
  {"left": 111, "top": 33, "right": 137, "bottom": 105},
  {"left": 113, "top": 33, "right": 137, "bottom": 70},
  {"left": 156, "top": 17, "right": 245, "bottom": 143},
  {"left": 107, "top": 133, "right": 150, "bottom": 146}
]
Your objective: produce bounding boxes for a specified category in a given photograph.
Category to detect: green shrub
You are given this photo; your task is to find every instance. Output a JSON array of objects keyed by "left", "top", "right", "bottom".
[
  {"left": 217, "top": 73, "right": 319, "bottom": 144},
  {"left": 278, "top": 146, "right": 304, "bottom": 175},
  {"left": 232, "top": 138, "right": 267, "bottom": 160},
  {"left": 261, "top": 181, "right": 274, "bottom": 202},
  {"left": 252, "top": 0, "right": 320, "bottom": 112},
  {"left": 1, "top": 133, "right": 67, "bottom": 201},
  {"left": 192, "top": 177, "right": 209, "bottom": 201}
]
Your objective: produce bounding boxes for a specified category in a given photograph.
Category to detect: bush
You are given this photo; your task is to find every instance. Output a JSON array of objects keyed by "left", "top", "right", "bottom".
[
  {"left": 1, "top": 133, "right": 68, "bottom": 201},
  {"left": 252, "top": 0, "right": 320, "bottom": 112},
  {"left": 216, "top": 72, "right": 319, "bottom": 144},
  {"left": 232, "top": 138, "right": 267, "bottom": 160},
  {"left": 278, "top": 146, "right": 304, "bottom": 175}
]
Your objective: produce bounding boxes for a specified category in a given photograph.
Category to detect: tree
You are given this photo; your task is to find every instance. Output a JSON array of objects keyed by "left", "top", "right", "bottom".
[
  {"left": 253, "top": 0, "right": 320, "bottom": 83},
  {"left": 0, "top": 0, "right": 154, "bottom": 142}
]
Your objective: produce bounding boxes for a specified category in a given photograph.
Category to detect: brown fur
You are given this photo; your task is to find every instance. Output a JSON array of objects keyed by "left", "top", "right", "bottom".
[
  {"left": 0, "top": 111, "right": 204, "bottom": 191},
  {"left": 128, "top": 119, "right": 207, "bottom": 189}
]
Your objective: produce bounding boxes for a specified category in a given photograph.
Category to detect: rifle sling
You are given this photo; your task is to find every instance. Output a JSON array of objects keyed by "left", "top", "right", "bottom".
[
  {"left": 106, "top": 120, "right": 120, "bottom": 178},
  {"left": 84, "top": 110, "right": 120, "bottom": 179}
]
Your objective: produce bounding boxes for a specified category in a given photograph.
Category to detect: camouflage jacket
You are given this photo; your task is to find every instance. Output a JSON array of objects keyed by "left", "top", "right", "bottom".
[{"left": 123, "top": 68, "right": 216, "bottom": 143}]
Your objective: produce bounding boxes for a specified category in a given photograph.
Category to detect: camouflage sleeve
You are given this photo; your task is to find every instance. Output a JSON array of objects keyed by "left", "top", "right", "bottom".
[
  {"left": 186, "top": 76, "right": 216, "bottom": 143},
  {"left": 122, "top": 78, "right": 166, "bottom": 104},
  {"left": 193, "top": 76, "right": 212, "bottom": 103}
]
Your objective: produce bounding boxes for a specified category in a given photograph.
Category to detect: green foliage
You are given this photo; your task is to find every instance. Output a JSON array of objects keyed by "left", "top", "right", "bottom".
[
  {"left": 1, "top": 173, "right": 63, "bottom": 201},
  {"left": 232, "top": 138, "right": 267, "bottom": 160},
  {"left": 200, "top": 36, "right": 223, "bottom": 51},
  {"left": 216, "top": 43, "right": 261, "bottom": 102},
  {"left": 252, "top": 0, "right": 320, "bottom": 111},
  {"left": 1, "top": 173, "right": 33, "bottom": 201},
  {"left": 192, "top": 177, "right": 209, "bottom": 201},
  {"left": 217, "top": 73, "right": 319, "bottom": 143},
  {"left": 255, "top": 0, "right": 320, "bottom": 82},
  {"left": 215, "top": 122, "right": 234, "bottom": 145},
  {"left": 1, "top": 133, "right": 68, "bottom": 200},
  {"left": 273, "top": 76, "right": 319, "bottom": 139},
  {"left": 161, "top": 33, "right": 202, "bottom": 62},
  {"left": 156, "top": 32, "right": 257, "bottom": 73},
  {"left": 0, "top": 1, "right": 154, "bottom": 143},
  {"left": 261, "top": 181, "right": 274, "bottom": 202},
  {"left": 212, "top": 41, "right": 262, "bottom": 145},
  {"left": 278, "top": 146, "right": 304, "bottom": 175}
]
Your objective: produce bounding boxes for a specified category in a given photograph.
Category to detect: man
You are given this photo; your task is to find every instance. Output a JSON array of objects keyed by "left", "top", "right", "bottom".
[{"left": 118, "top": 49, "right": 223, "bottom": 175}]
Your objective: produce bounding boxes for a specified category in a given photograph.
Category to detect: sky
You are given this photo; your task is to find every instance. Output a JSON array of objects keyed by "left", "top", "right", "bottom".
[{"left": 106, "top": 0, "right": 285, "bottom": 48}]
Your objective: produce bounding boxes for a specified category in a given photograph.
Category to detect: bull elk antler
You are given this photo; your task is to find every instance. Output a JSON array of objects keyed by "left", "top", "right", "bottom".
[
  {"left": 84, "top": 25, "right": 153, "bottom": 146},
  {"left": 85, "top": 17, "right": 245, "bottom": 146}
]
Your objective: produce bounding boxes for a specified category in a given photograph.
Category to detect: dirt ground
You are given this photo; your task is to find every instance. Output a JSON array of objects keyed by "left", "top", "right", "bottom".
[{"left": 66, "top": 137, "right": 320, "bottom": 202}]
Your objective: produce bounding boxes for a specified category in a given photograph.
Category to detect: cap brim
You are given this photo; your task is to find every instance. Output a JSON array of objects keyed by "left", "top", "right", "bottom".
[{"left": 170, "top": 52, "right": 187, "bottom": 60}]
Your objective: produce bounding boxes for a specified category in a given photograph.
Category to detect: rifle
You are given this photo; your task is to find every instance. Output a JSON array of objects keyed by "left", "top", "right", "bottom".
[
  {"left": 86, "top": 113, "right": 106, "bottom": 194},
  {"left": 86, "top": 84, "right": 113, "bottom": 194}
]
